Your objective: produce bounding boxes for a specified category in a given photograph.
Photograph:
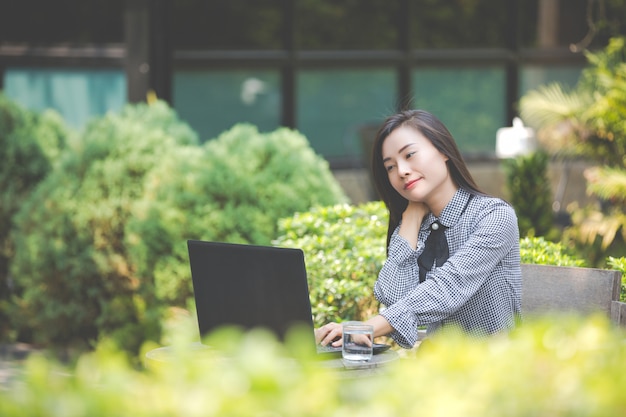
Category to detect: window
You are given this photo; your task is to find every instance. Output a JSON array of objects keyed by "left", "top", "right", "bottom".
[
  {"left": 173, "top": 70, "right": 281, "bottom": 141},
  {"left": 412, "top": 66, "right": 506, "bottom": 155},
  {"left": 4, "top": 68, "right": 126, "bottom": 129},
  {"left": 296, "top": 69, "right": 396, "bottom": 161}
]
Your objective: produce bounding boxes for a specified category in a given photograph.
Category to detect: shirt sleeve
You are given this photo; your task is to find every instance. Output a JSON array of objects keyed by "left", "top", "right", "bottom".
[
  {"left": 376, "top": 200, "right": 519, "bottom": 348},
  {"left": 373, "top": 228, "right": 423, "bottom": 307}
]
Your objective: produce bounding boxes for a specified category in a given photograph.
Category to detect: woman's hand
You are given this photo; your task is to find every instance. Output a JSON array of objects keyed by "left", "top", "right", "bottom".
[{"left": 315, "top": 322, "right": 343, "bottom": 346}]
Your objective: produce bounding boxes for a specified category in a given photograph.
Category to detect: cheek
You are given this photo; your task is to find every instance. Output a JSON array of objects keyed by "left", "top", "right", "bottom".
[{"left": 387, "top": 174, "right": 405, "bottom": 194}]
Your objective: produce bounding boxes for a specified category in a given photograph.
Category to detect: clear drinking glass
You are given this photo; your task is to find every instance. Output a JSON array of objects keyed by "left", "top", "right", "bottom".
[{"left": 342, "top": 321, "right": 373, "bottom": 362}]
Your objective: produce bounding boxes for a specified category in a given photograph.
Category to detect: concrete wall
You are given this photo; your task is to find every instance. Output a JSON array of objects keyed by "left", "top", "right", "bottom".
[{"left": 333, "top": 159, "right": 595, "bottom": 210}]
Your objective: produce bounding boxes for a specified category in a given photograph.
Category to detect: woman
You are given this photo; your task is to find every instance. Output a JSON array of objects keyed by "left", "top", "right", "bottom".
[{"left": 316, "top": 109, "right": 522, "bottom": 349}]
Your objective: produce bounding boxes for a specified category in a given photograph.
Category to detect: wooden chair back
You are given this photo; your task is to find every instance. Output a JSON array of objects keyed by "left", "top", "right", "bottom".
[{"left": 520, "top": 263, "right": 624, "bottom": 326}]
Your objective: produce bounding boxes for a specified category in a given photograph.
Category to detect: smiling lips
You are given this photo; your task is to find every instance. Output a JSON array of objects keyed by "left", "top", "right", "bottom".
[{"left": 404, "top": 179, "right": 420, "bottom": 190}]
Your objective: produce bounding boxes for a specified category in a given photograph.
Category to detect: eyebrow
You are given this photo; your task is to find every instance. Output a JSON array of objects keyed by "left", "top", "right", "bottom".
[{"left": 382, "top": 143, "right": 416, "bottom": 163}]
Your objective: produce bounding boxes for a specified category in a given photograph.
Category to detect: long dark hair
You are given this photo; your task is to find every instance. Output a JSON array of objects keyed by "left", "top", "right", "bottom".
[{"left": 371, "top": 109, "right": 486, "bottom": 248}]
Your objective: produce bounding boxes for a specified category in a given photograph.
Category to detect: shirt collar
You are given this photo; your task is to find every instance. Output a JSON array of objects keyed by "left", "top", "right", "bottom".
[{"left": 421, "top": 188, "right": 472, "bottom": 230}]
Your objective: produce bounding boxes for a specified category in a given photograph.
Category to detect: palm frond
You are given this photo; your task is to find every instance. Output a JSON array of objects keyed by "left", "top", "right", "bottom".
[{"left": 519, "top": 83, "right": 592, "bottom": 128}]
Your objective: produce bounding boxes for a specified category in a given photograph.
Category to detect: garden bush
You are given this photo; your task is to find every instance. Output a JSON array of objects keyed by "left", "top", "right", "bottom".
[
  {"left": 8, "top": 100, "right": 198, "bottom": 354},
  {"left": 127, "top": 123, "right": 348, "bottom": 306},
  {"left": 274, "top": 204, "right": 626, "bottom": 328},
  {"left": 519, "top": 236, "right": 586, "bottom": 267},
  {"left": 8, "top": 100, "right": 347, "bottom": 355},
  {"left": 274, "top": 202, "right": 387, "bottom": 327},
  {"left": 0, "top": 93, "right": 69, "bottom": 342},
  {"left": 2, "top": 315, "right": 626, "bottom": 416},
  {"left": 520, "top": 36, "right": 626, "bottom": 267},
  {"left": 503, "top": 151, "right": 559, "bottom": 240},
  {"left": 607, "top": 256, "right": 626, "bottom": 301}
]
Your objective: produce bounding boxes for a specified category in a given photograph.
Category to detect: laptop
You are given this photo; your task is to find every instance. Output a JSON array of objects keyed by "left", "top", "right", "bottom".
[{"left": 187, "top": 239, "right": 390, "bottom": 356}]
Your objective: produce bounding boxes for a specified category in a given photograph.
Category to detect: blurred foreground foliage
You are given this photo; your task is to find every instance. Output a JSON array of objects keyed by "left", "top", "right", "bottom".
[{"left": 2, "top": 315, "right": 626, "bottom": 417}]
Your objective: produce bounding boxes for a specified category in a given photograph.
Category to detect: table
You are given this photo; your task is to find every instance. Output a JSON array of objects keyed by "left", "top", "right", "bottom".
[{"left": 145, "top": 342, "right": 400, "bottom": 377}]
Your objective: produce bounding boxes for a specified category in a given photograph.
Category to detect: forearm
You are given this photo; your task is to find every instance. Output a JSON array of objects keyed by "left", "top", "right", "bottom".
[{"left": 365, "top": 314, "right": 394, "bottom": 338}]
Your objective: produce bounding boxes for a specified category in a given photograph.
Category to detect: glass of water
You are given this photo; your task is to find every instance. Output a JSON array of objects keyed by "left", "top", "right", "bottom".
[{"left": 342, "top": 321, "right": 374, "bottom": 362}]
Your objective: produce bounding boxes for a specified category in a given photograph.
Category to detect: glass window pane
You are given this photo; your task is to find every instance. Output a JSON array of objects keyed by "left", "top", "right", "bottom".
[
  {"left": 171, "top": 0, "right": 284, "bottom": 49},
  {"left": 296, "top": 0, "right": 399, "bottom": 50},
  {"left": 297, "top": 69, "right": 396, "bottom": 160},
  {"left": 410, "top": 0, "right": 511, "bottom": 48},
  {"left": 519, "top": 65, "right": 584, "bottom": 97},
  {"left": 3, "top": 68, "right": 126, "bottom": 129},
  {"left": 173, "top": 70, "right": 281, "bottom": 141},
  {"left": 0, "top": 0, "right": 124, "bottom": 43},
  {"left": 412, "top": 67, "right": 506, "bottom": 155}
]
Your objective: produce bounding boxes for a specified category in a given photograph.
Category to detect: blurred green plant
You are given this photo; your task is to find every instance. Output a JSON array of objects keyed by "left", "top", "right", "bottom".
[
  {"left": 274, "top": 202, "right": 386, "bottom": 327},
  {"left": 126, "top": 123, "right": 348, "bottom": 306},
  {"left": 274, "top": 204, "right": 602, "bottom": 328},
  {"left": 0, "top": 93, "right": 70, "bottom": 342},
  {"left": 607, "top": 256, "right": 626, "bottom": 301},
  {"left": 503, "top": 151, "right": 559, "bottom": 240},
  {"left": 8, "top": 100, "right": 198, "bottom": 355},
  {"left": 519, "top": 236, "right": 586, "bottom": 267},
  {"left": 7, "top": 99, "right": 347, "bottom": 355},
  {"left": 2, "top": 315, "right": 626, "bottom": 416},
  {"left": 520, "top": 36, "right": 626, "bottom": 266}
]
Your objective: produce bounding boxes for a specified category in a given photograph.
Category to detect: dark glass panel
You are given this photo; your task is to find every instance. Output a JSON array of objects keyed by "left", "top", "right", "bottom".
[
  {"left": 517, "top": 0, "right": 626, "bottom": 50},
  {"left": 410, "top": 0, "right": 511, "bottom": 48},
  {"left": 173, "top": 70, "right": 281, "bottom": 142},
  {"left": 4, "top": 68, "right": 126, "bottom": 128},
  {"left": 297, "top": 69, "right": 396, "bottom": 159},
  {"left": 0, "top": 0, "right": 124, "bottom": 44},
  {"left": 295, "top": 0, "right": 400, "bottom": 50},
  {"left": 412, "top": 66, "right": 506, "bottom": 155},
  {"left": 171, "top": 0, "right": 284, "bottom": 49}
]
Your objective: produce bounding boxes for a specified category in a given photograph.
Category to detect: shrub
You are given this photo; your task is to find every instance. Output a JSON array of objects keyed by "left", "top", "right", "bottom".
[
  {"left": 2, "top": 315, "right": 626, "bottom": 416},
  {"left": 519, "top": 236, "right": 586, "bottom": 267},
  {"left": 0, "top": 93, "right": 69, "bottom": 342},
  {"left": 9, "top": 100, "right": 199, "bottom": 354},
  {"left": 607, "top": 256, "right": 626, "bottom": 301},
  {"left": 274, "top": 202, "right": 387, "bottom": 327},
  {"left": 503, "top": 151, "right": 559, "bottom": 240},
  {"left": 126, "top": 123, "right": 348, "bottom": 306},
  {"left": 276, "top": 205, "right": 595, "bottom": 327},
  {"left": 520, "top": 36, "right": 626, "bottom": 264},
  {"left": 8, "top": 102, "right": 347, "bottom": 354}
]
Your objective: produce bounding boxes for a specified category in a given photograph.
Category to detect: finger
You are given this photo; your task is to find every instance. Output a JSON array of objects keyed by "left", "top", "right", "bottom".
[{"left": 314, "top": 326, "right": 329, "bottom": 344}]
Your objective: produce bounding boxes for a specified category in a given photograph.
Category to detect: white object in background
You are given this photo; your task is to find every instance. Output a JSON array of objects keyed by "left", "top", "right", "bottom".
[{"left": 496, "top": 117, "right": 537, "bottom": 158}]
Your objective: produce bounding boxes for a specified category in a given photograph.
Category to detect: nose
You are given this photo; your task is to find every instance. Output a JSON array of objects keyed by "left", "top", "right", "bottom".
[{"left": 397, "top": 160, "right": 411, "bottom": 177}]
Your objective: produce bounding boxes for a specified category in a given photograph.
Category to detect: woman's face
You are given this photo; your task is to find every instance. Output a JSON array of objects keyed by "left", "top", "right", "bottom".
[{"left": 381, "top": 125, "right": 457, "bottom": 211}]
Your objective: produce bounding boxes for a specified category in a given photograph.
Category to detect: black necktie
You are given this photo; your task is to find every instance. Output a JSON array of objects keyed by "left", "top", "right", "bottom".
[{"left": 417, "top": 221, "right": 449, "bottom": 283}]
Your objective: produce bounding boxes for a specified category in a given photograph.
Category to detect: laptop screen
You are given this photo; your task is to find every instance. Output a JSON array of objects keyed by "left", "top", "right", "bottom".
[{"left": 187, "top": 240, "right": 316, "bottom": 342}]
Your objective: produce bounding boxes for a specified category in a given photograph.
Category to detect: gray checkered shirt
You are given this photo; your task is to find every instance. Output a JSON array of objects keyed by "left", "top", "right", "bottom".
[{"left": 374, "top": 188, "right": 522, "bottom": 348}]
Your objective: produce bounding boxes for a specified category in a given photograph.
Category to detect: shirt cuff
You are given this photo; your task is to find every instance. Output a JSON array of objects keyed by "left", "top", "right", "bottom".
[
  {"left": 387, "top": 232, "right": 422, "bottom": 262},
  {"left": 380, "top": 303, "right": 419, "bottom": 349}
]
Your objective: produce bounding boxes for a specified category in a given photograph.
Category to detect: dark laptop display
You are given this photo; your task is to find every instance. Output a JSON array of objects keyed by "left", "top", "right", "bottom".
[
  {"left": 187, "top": 240, "right": 317, "bottom": 342},
  {"left": 187, "top": 239, "right": 390, "bottom": 355}
]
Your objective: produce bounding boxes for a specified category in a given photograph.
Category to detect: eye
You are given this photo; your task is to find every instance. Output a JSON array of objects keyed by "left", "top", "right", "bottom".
[
  {"left": 406, "top": 151, "right": 416, "bottom": 159},
  {"left": 385, "top": 164, "right": 395, "bottom": 173}
]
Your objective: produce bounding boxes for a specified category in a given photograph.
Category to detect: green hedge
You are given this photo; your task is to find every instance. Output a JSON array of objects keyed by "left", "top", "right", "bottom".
[
  {"left": 7, "top": 100, "right": 347, "bottom": 354},
  {"left": 275, "top": 203, "right": 626, "bottom": 326},
  {"left": 129, "top": 123, "right": 348, "bottom": 306},
  {"left": 1, "top": 315, "right": 626, "bottom": 416},
  {"left": 274, "top": 202, "right": 387, "bottom": 326},
  {"left": 0, "top": 93, "right": 70, "bottom": 341}
]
